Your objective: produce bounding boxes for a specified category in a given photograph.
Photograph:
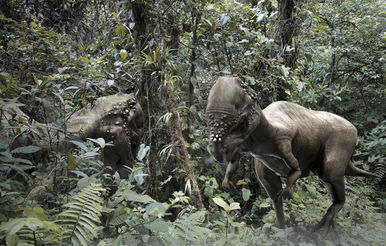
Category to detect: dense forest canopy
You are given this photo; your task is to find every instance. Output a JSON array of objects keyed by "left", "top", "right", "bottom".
[{"left": 0, "top": 0, "right": 385, "bottom": 245}]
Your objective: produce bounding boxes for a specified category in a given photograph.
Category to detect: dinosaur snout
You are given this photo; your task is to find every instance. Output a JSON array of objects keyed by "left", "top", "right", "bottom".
[
  {"left": 209, "top": 143, "right": 226, "bottom": 163},
  {"left": 210, "top": 143, "right": 239, "bottom": 164}
]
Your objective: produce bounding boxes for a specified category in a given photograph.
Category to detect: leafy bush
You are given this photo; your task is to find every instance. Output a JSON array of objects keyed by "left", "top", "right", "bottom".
[{"left": 355, "top": 120, "right": 386, "bottom": 183}]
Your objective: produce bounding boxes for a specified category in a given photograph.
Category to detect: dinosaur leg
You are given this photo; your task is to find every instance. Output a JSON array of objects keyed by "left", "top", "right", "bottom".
[
  {"left": 255, "top": 159, "right": 285, "bottom": 229},
  {"left": 103, "top": 146, "right": 120, "bottom": 176},
  {"left": 103, "top": 146, "right": 120, "bottom": 194},
  {"left": 276, "top": 139, "right": 301, "bottom": 200},
  {"left": 315, "top": 134, "right": 354, "bottom": 234},
  {"left": 222, "top": 159, "right": 239, "bottom": 190},
  {"left": 113, "top": 138, "right": 131, "bottom": 179},
  {"left": 314, "top": 176, "right": 345, "bottom": 234}
]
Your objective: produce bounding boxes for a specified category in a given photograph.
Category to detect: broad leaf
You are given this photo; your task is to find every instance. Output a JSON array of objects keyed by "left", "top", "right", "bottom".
[
  {"left": 242, "top": 188, "right": 251, "bottom": 201},
  {"left": 119, "top": 190, "right": 155, "bottom": 204},
  {"left": 228, "top": 202, "right": 241, "bottom": 211},
  {"left": 137, "top": 144, "right": 150, "bottom": 161},
  {"left": 213, "top": 197, "right": 230, "bottom": 212},
  {"left": 10, "top": 145, "right": 40, "bottom": 154},
  {"left": 23, "top": 205, "right": 48, "bottom": 220},
  {"left": 68, "top": 140, "right": 88, "bottom": 151},
  {"left": 145, "top": 219, "right": 169, "bottom": 233},
  {"left": 87, "top": 138, "right": 111, "bottom": 149}
]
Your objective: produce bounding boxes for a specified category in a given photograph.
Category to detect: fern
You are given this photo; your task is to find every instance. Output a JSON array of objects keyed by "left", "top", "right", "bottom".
[
  {"left": 0, "top": 205, "right": 62, "bottom": 245},
  {"left": 57, "top": 183, "right": 106, "bottom": 246}
]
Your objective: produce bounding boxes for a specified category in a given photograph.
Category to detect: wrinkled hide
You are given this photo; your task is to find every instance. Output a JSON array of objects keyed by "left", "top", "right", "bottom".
[
  {"left": 206, "top": 76, "right": 376, "bottom": 232},
  {"left": 206, "top": 76, "right": 261, "bottom": 163},
  {"left": 3, "top": 93, "right": 144, "bottom": 178},
  {"left": 67, "top": 93, "right": 144, "bottom": 177}
]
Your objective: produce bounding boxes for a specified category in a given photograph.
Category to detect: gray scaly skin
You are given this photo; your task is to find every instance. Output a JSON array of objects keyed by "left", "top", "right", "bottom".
[{"left": 206, "top": 76, "right": 377, "bottom": 233}]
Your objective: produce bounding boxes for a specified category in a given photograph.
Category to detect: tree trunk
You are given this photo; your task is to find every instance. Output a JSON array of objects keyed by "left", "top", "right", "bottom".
[
  {"left": 130, "top": 1, "right": 158, "bottom": 197},
  {"left": 187, "top": 9, "right": 202, "bottom": 132},
  {"left": 272, "top": 0, "right": 302, "bottom": 101},
  {"left": 276, "top": 0, "right": 299, "bottom": 68},
  {"left": 131, "top": 0, "right": 148, "bottom": 51},
  {"left": 161, "top": 84, "right": 204, "bottom": 209}
]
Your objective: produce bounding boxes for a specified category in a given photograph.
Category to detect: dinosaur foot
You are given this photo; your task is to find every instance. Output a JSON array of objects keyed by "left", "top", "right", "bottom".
[
  {"left": 312, "top": 218, "right": 336, "bottom": 237},
  {"left": 278, "top": 188, "right": 293, "bottom": 200},
  {"left": 221, "top": 179, "right": 235, "bottom": 191},
  {"left": 275, "top": 220, "right": 286, "bottom": 229}
]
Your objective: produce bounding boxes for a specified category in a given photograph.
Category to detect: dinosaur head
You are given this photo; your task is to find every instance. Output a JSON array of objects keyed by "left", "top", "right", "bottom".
[
  {"left": 69, "top": 93, "right": 144, "bottom": 165},
  {"left": 206, "top": 76, "right": 261, "bottom": 163},
  {"left": 70, "top": 93, "right": 143, "bottom": 139}
]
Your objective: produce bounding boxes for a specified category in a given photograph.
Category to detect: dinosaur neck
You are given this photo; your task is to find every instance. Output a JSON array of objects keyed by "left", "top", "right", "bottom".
[{"left": 249, "top": 110, "right": 274, "bottom": 143}]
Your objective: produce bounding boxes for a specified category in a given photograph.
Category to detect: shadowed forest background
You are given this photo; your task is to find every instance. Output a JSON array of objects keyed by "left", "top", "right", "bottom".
[{"left": 0, "top": 0, "right": 385, "bottom": 245}]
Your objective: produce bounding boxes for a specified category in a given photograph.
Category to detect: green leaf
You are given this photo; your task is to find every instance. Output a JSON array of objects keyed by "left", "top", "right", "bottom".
[
  {"left": 68, "top": 140, "right": 88, "bottom": 151},
  {"left": 145, "top": 202, "right": 168, "bottom": 216},
  {"left": 79, "top": 56, "right": 89, "bottom": 64},
  {"left": 10, "top": 145, "right": 40, "bottom": 154},
  {"left": 213, "top": 197, "right": 230, "bottom": 212},
  {"left": 74, "top": 229, "right": 88, "bottom": 246},
  {"left": 109, "top": 207, "right": 129, "bottom": 226},
  {"left": 87, "top": 138, "right": 112, "bottom": 149},
  {"left": 67, "top": 153, "right": 77, "bottom": 170},
  {"left": 119, "top": 49, "right": 128, "bottom": 60},
  {"left": 5, "top": 233, "right": 18, "bottom": 246},
  {"left": 242, "top": 188, "right": 251, "bottom": 201},
  {"left": 260, "top": 201, "right": 271, "bottom": 208},
  {"left": 23, "top": 206, "right": 48, "bottom": 220},
  {"left": 137, "top": 144, "right": 150, "bottom": 161},
  {"left": 236, "top": 179, "right": 248, "bottom": 185},
  {"left": 119, "top": 189, "right": 155, "bottom": 203},
  {"left": 228, "top": 202, "right": 241, "bottom": 211},
  {"left": 145, "top": 219, "right": 169, "bottom": 233},
  {"left": 114, "top": 24, "right": 127, "bottom": 36},
  {"left": 285, "top": 89, "right": 291, "bottom": 95}
]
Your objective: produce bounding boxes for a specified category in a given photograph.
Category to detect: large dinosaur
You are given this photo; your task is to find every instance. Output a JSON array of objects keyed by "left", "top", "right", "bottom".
[
  {"left": 2, "top": 93, "right": 144, "bottom": 178},
  {"left": 206, "top": 76, "right": 376, "bottom": 232}
]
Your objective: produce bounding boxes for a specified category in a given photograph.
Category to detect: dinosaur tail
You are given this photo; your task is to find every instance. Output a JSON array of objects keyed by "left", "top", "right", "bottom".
[{"left": 345, "top": 161, "right": 379, "bottom": 178}]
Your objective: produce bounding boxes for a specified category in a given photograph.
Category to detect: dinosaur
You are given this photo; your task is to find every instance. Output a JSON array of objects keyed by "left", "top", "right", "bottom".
[
  {"left": 2, "top": 93, "right": 144, "bottom": 178},
  {"left": 206, "top": 76, "right": 376, "bottom": 232}
]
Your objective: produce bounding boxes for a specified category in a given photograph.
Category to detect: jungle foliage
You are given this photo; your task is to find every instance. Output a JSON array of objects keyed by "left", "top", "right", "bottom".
[{"left": 0, "top": 0, "right": 385, "bottom": 245}]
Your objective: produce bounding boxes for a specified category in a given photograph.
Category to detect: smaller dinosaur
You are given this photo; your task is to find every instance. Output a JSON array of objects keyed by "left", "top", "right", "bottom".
[{"left": 3, "top": 93, "right": 144, "bottom": 178}]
